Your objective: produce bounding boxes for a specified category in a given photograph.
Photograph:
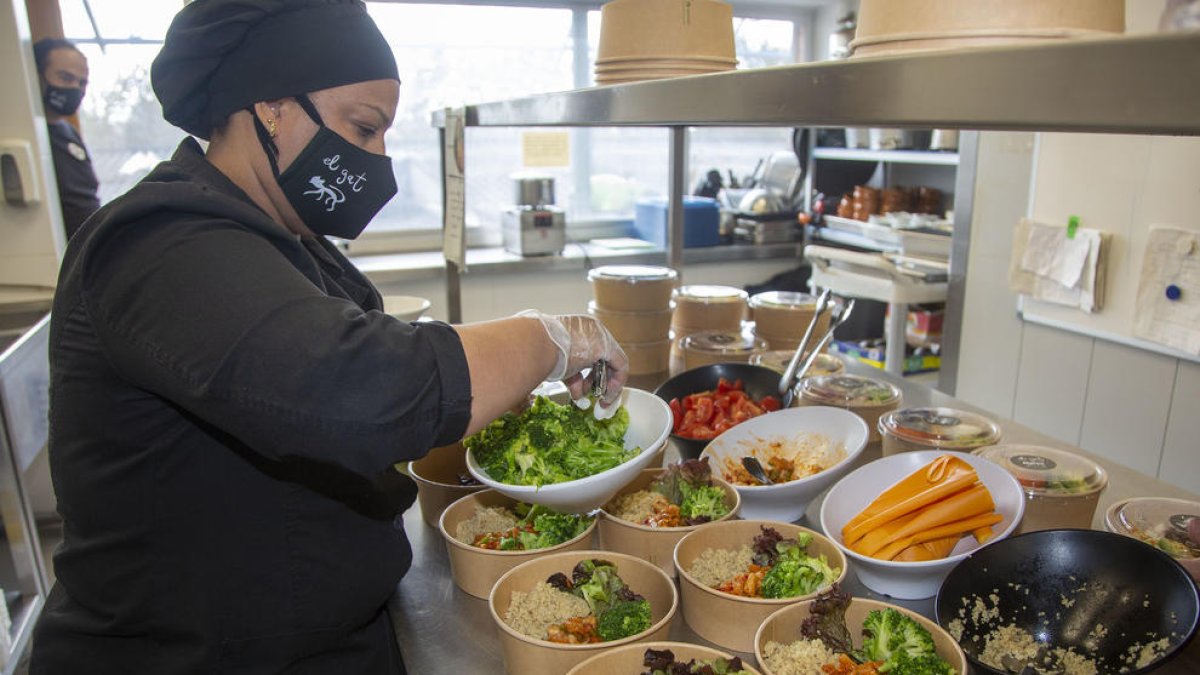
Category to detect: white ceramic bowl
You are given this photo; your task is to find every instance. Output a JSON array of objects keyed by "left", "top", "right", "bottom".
[
  {"left": 381, "top": 295, "right": 431, "bottom": 321},
  {"left": 466, "top": 387, "right": 672, "bottom": 513},
  {"left": 699, "top": 406, "right": 869, "bottom": 522},
  {"left": 819, "top": 450, "right": 1026, "bottom": 600}
]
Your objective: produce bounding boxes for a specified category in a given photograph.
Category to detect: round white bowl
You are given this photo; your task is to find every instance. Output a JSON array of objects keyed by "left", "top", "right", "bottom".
[
  {"left": 466, "top": 387, "right": 672, "bottom": 513},
  {"left": 699, "top": 406, "right": 869, "bottom": 522},
  {"left": 819, "top": 450, "right": 1026, "bottom": 600},
  {"left": 381, "top": 294, "right": 431, "bottom": 321}
]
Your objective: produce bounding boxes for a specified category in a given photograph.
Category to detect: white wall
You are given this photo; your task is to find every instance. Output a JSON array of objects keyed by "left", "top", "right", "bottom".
[
  {"left": 952, "top": 1, "right": 1200, "bottom": 494},
  {"left": 0, "top": 0, "right": 64, "bottom": 288}
]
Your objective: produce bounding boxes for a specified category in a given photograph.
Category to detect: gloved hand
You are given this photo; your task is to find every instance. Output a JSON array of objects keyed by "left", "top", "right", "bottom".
[{"left": 519, "top": 310, "right": 629, "bottom": 412}]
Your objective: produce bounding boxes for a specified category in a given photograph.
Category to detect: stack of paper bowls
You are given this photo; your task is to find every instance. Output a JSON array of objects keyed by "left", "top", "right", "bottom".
[
  {"left": 749, "top": 291, "right": 828, "bottom": 352},
  {"left": 588, "top": 265, "right": 679, "bottom": 377},
  {"left": 669, "top": 285, "right": 748, "bottom": 374},
  {"left": 850, "top": 0, "right": 1124, "bottom": 57},
  {"left": 596, "top": 0, "right": 736, "bottom": 85}
]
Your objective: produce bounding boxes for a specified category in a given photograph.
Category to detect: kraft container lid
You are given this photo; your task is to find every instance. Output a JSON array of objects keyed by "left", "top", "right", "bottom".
[
  {"left": 749, "top": 291, "right": 818, "bottom": 310},
  {"left": 879, "top": 406, "right": 1001, "bottom": 449},
  {"left": 974, "top": 444, "right": 1107, "bottom": 496},
  {"left": 673, "top": 285, "right": 748, "bottom": 304},
  {"left": 588, "top": 265, "right": 679, "bottom": 283},
  {"left": 800, "top": 374, "right": 899, "bottom": 407},
  {"left": 1106, "top": 497, "right": 1200, "bottom": 561},
  {"left": 681, "top": 330, "right": 765, "bottom": 356}
]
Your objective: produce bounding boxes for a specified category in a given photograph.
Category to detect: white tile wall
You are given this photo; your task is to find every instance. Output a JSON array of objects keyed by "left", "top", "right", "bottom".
[
  {"left": 1160, "top": 360, "right": 1200, "bottom": 494},
  {"left": 1078, "top": 340, "right": 1177, "bottom": 477},
  {"left": 1011, "top": 322, "right": 1093, "bottom": 445}
]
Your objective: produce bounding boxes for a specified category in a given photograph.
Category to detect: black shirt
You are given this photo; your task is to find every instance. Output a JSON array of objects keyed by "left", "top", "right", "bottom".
[
  {"left": 46, "top": 120, "right": 101, "bottom": 239},
  {"left": 31, "top": 139, "right": 472, "bottom": 674}
]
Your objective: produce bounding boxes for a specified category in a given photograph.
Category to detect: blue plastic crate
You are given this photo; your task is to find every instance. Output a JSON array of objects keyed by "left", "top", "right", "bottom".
[{"left": 633, "top": 196, "right": 721, "bottom": 248}]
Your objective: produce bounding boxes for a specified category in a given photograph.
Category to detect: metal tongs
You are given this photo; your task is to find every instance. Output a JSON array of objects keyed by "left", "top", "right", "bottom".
[
  {"left": 578, "top": 359, "right": 618, "bottom": 420},
  {"left": 778, "top": 289, "right": 857, "bottom": 400}
]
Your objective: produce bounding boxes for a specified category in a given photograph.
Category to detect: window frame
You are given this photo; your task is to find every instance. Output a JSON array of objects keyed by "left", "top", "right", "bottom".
[{"left": 63, "top": 0, "right": 816, "bottom": 256}]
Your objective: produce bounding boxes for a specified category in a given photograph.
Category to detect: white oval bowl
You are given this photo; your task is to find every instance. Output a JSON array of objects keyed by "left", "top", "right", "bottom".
[
  {"left": 819, "top": 450, "right": 1026, "bottom": 600},
  {"left": 466, "top": 387, "right": 672, "bottom": 513},
  {"left": 381, "top": 294, "right": 431, "bottom": 321},
  {"left": 700, "top": 406, "right": 870, "bottom": 522}
]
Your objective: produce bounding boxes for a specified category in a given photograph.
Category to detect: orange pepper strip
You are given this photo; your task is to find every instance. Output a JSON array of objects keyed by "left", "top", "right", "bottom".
[
  {"left": 851, "top": 483, "right": 995, "bottom": 558},
  {"left": 973, "top": 524, "right": 995, "bottom": 544},
  {"left": 874, "top": 512, "right": 1003, "bottom": 561},
  {"left": 893, "top": 534, "right": 961, "bottom": 562},
  {"left": 842, "top": 456, "right": 978, "bottom": 547}
]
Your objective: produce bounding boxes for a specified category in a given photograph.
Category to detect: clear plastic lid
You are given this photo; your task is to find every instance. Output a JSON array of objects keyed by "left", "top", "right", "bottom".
[
  {"left": 672, "top": 285, "right": 748, "bottom": 304},
  {"left": 680, "top": 330, "right": 766, "bottom": 356},
  {"left": 749, "top": 291, "right": 818, "bottom": 311},
  {"left": 750, "top": 350, "right": 844, "bottom": 378},
  {"left": 800, "top": 374, "right": 900, "bottom": 407},
  {"left": 1106, "top": 497, "right": 1200, "bottom": 560},
  {"left": 587, "top": 265, "right": 678, "bottom": 283},
  {"left": 879, "top": 407, "right": 1001, "bottom": 449},
  {"left": 974, "top": 445, "right": 1107, "bottom": 496}
]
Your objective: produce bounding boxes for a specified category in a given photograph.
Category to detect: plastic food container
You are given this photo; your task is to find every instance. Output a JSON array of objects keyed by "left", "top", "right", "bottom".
[
  {"left": 749, "top": 350, "right": 845, "bottom": 379},
  {"left": 624, "top": 337, "right": 672, "bottom": 376},
  {"left": 748, "top": 291, "right": 829, "bottom": 350},
  {"left": 587, "top": 300, "right": 673, "bottom": 344},
  {"left": 1105, "top": 497, "right": 1200, "bottom": 582},
  {"left": 796, "top": 375, "right": 901, "bottom": 443},
  {"left": 974, "top": 445, "right": 1108, "bottom": 534},
  {"left": 879, "top": 407, "right": 1001, "bottom": 457},
  {"left": 588, "top": 265, "right": 678, "bottom": 311},
  {"left": 671, "top": 285, "right": 748, "bottom": 333},
  {"left": 679, "top": 330, "right": 766, "bottom": 370}
]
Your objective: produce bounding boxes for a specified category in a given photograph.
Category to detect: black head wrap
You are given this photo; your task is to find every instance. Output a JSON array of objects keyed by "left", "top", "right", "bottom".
[{"left": 151, "top": 0, "right": 399, "bottom": 140}]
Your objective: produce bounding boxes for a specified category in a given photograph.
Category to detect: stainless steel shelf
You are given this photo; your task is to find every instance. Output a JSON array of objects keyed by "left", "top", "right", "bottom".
[
  {"left": 432, "top": 33, "right": 1200, "bottom": 135},
  {"left": 812, "top": 147, "right": 960, "bottom": 165}
]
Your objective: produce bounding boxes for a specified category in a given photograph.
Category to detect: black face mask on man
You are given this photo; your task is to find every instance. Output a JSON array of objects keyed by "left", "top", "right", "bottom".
[
  {"left": 44, "top": 85, "right": 85, "bottom": 116},
  {"left": 252, "top": 95, "right": 397, "bottom": 240}
]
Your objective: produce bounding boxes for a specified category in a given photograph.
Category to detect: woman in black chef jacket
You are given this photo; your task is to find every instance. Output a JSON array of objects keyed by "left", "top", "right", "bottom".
[{"left": 30, "top": 1, "right": 627, "bottom": 673}]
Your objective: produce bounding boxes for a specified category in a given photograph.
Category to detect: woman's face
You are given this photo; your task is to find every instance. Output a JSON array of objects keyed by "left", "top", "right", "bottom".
[{"left": 272, "top": 78, "right": 400, "bottom": 172}]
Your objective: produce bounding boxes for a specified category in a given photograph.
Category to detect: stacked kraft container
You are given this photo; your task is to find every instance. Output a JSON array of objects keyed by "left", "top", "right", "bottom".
[
  {"left": 669, "top": 285, "right": 763, "bottom": 374},
  {"left": 587, "top": 265, "right": 678, "bottom": 378}
]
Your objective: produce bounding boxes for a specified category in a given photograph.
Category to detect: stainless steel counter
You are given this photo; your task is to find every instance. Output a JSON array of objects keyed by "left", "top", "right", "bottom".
[{"left": 388, "top": 361, "right": 1200, "bottom": 674}]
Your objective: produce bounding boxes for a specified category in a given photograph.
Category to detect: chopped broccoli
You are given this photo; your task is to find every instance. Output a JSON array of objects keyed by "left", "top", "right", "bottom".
[
  {"left": 759, "top": 540, "right": 839, "bottom": 599},
  {"left": 800, "top": 584, "right": 856, "bottom": 656},
  {"left": 884, "top": 652, "right": 957, "bottom": 675},
  {"left": 649, "top": 458, "right": 729, "bottom": 524},
  {"left": 596, "top": 598, "right": 651, "bottom": 641},
  {"left": 679, "top": 483, "right": 729, "bottom": 522},
  {"left": 861, "top": 608, "right": 940, "bottom": 672},
  {"left": 465, "top": 396, "right": 637, "bottom": 487}
]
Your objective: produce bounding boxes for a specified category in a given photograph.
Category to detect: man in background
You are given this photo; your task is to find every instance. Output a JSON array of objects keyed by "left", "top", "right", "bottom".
[{"left": 33, "top": 38, "right": 100, "bottom": 239}]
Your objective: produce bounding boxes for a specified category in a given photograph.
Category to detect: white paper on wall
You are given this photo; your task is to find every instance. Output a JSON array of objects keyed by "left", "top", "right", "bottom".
[
  {"left": 1133, "top": 226, "right": 1200, "bottom": 354},
  {"left": 1009, "top": 218, "right": 1110, "bottom": 313}
]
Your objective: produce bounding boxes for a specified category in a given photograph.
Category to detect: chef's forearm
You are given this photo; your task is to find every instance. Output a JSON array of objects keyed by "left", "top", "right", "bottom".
[{"left": 455, "top": 316, "right": 558, "bottom": 436}]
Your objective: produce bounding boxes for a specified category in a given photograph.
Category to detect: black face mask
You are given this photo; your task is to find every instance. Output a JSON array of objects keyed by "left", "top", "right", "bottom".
[
  {"left": 253, "top": 95, "right": 397, "bottom": 240},
  {"left": 45, "top": 85, "right": 84, "bottom": 116}
]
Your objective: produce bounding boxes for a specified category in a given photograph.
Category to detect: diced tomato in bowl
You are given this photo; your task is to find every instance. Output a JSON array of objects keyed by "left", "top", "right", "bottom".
[{"left": 653, "top": 364, "right": 788, "bottom": 460}]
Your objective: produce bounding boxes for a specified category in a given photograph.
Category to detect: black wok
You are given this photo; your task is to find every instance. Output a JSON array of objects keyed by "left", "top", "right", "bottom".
[
  {"left": 653, "top": 363, "right": 789, "bottom": 460},
  {"left": 935, "top": 529, "right": 1200, "bottom": 674}
]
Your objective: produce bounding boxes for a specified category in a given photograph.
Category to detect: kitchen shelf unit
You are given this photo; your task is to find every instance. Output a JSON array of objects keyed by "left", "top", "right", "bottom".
[{"left": 433, "top": 32, "right": 1200, "bottom": 388}]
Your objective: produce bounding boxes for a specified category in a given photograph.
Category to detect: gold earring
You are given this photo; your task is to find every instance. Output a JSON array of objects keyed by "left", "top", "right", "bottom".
[{"left": 266, "top": 117, "right": 278, "bottom": 138}]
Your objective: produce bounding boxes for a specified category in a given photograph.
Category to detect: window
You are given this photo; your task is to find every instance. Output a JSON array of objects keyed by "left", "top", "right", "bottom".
[{"left": 59, "top": 1, "right": 810, "bottom": 252}]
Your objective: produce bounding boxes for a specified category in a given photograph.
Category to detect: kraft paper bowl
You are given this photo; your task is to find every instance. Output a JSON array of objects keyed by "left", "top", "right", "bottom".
[
  {"left": 438, "top": 489, "right": 597, "bottom": 599},
  {"left": 489, "top": 550, "right": 678, "bottom": 675},
  {"left": 568, "top": 641, "right": 762, "bottom": 675},
  {"left": 598, "top": 467, "right": 740, "bottom": 578},
  {"left": 407, "top": 442, "right": 485, "bottom": 529},
  {"left": 674, "top": 519, "right": 847, "bottom": 653},
  {"left": 755, "top": 596, "right": 967, "bottom": 675}
]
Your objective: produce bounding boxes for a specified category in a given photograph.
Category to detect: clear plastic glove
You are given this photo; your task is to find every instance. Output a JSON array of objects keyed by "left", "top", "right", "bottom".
[{"left": 519, "top": 310, "right": 629, "bottom": 413}]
